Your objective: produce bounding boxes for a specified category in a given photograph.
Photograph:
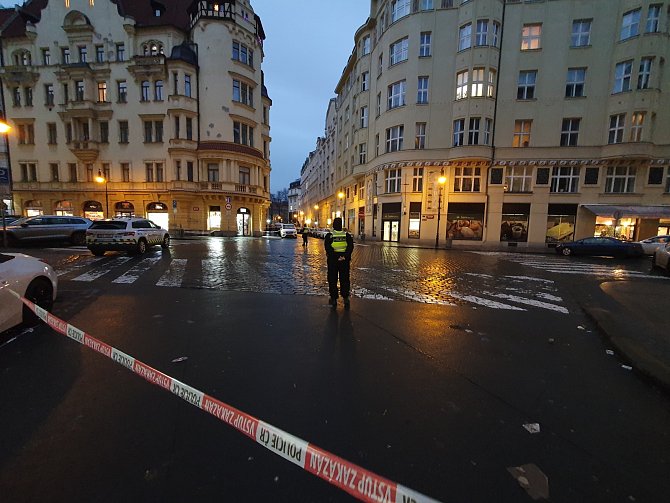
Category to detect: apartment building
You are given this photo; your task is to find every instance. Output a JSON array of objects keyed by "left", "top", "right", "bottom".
[
  {"left": 0, "top": 0, "right": 271, "bottom": 236},
  {"left": 302, "top": 0, "right": 670, "bottom": 248}
]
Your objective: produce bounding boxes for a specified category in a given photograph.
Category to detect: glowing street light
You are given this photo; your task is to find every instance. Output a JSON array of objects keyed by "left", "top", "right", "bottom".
[
  {"left": 1, "top": 120, "right": 13, "bottom": 248},
  {"left": 434, "top": 174, "right": 446, "bottom": 249},
  {"left": 95, "top": 170, "right": 109, "bottom": 218}
]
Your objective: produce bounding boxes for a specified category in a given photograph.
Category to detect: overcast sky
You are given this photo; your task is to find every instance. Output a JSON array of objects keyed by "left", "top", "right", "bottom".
[{"left": 0, "top": 0, "right": 371, "bottom": 193}]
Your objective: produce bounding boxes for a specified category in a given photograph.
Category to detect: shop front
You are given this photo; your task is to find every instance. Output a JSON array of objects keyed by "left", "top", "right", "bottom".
[
  {"left": 500, "top": 203, "right": 530, "bottom": 243},
  {"left": 24, "top": 200, "right": 43, "bottom": 217},
  {"left": 237, "top": 207, "right": 251, "bottom": 236},
  {"left": 83, "top": 200, "right": 103, "bottom": 220},
  {"left": 582, "top": 205, "right": 670, "bottom": 240},
  {"left": 115, "top": 201, "right": 135, "bottom": 217},
  {"left": 446, "top": 203, "right": 484, "bottom": 241},
  {"left": 147, "top": 202, "right": 169, "bottom": 229},
  {"left": 55, "top": 200, "right": 74, "bottom": 216},
  {"left": 546, "top": 204, "right": 577, "bottom": 244},
  {"left": 381, "top": 202, "right": 401, "bottom": 242}
]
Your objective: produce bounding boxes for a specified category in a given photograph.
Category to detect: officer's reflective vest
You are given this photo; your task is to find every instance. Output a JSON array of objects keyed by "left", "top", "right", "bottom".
[{"left": 331, "top": 230, "right": 347, "bottom": 253}]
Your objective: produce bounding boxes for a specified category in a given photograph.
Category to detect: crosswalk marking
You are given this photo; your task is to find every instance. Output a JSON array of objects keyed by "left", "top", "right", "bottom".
[
  {"left": 156, "top": 258, "right": 187, "bottom": 287},
  {"left": 72, "top": 257, "right": 132, "bottom": 282},
  {"left": 112, "top": 257, "right": 161, "bottom": 284}
]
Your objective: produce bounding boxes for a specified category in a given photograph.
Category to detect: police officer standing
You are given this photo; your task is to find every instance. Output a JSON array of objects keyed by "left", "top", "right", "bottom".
[{"left": 324, "top": 217, "right": 354, "bottom": 309}]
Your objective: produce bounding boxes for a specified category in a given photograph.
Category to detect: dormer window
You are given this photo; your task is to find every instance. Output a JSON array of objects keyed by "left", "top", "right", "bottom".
[{"left": 143, "top": 41, "right": 164, "bottom": 56}]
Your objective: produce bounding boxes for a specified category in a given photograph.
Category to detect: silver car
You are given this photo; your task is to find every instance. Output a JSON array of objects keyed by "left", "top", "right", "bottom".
[
  {"left": 86, "top": 217, "right": 170, "bottom": 256},
  {"left": 652, "top": 242, "right": 670, "bottom": 274},
  {"left": 637, "top": 235, "right": 670, "bottom": 255},
  {"left": 2, "top": 215, "right": 92, "bottom": 246}
]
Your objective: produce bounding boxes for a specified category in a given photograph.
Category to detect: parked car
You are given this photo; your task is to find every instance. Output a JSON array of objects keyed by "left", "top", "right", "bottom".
[
  {"left": 1, "top": 215, "right": 92, "bottom": 246},
  {"left": 636, "top": 235, "right": 670, "bottom": 255},
  {"left": 277, "top": 223, "right": 297, "bottom": 238},
  {"left": 1, "top": 214, "right": 22, "bottom": 225},
  {"left": 652, "top": 242, "right": 670, "bottom": 274},
  {"left": 0, "top": 252, "right": 58, "bottom": 332},
  {"left": 555, "top": 237, "right": 644, "bottom": 257},
  {"left": 86, "top": 217, "right": 170, "bottom": 256}
]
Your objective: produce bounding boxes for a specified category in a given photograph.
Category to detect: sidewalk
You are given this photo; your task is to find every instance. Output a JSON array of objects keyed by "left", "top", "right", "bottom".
[{"left": 581, "top": 279, "right": 670, "bottom": 392}]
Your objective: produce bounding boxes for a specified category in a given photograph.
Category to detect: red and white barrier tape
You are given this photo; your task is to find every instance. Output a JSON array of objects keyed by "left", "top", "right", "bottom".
[{"left": 9, "top": 290, "right": 441, "bottom": 503}]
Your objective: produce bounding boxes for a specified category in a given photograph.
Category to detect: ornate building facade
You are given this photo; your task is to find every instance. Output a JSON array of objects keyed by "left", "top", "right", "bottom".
[
  {"left": 0, "top": 0, "right": 271, "bottom": 236},
  {"left": 302, "top": 0, "right": 670, "bottom": 248}
]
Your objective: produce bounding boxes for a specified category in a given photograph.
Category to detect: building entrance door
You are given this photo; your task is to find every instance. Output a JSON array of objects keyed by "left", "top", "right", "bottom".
[{"left": 383, "top": 220, "right": 399, "bottom": 242}]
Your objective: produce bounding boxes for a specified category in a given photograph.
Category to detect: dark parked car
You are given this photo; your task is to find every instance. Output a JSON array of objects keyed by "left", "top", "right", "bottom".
[
  {"left": 1, "top": 215, "right": 92, "bottom": 246},
  {"left": 555, "top": 237, "right": 644, "bottom": 258}
]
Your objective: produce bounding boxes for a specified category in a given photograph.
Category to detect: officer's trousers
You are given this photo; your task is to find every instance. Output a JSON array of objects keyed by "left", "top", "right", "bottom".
[{"left": 327, "top": 254, "right": 350, "bottom": 299}]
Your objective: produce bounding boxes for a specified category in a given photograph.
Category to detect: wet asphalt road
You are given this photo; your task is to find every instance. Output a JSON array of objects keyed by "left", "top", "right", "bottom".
[{"left": 0, "top": 237, "right": 668, "bottom": 502}]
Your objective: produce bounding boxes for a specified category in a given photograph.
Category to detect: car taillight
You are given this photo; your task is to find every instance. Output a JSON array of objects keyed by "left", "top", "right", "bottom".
[{"left": 122, "top": 231, "right": 136, "bottom": 236}]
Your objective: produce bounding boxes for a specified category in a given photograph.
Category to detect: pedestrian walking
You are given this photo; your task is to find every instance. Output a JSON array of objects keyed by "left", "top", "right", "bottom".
[
  {"left": 302, "top": 226, "right": 309, "bottom": 246},
  {"left": 324, "top": 217, "right": 354, "bottom": 309}
]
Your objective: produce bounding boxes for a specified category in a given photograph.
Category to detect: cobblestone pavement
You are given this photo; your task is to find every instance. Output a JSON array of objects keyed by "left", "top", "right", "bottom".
[{"left": 31, "top": 236, "right": 661, "bottom": 315}]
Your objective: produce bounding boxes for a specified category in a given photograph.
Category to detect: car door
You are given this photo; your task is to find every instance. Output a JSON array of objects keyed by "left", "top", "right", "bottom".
[
  {"left": 48, "top": 217, "right": 71, "bottom": 240},
  {"left": 18, "top": 217, "right": 49, "bottom": 241},
  {"left": 148, "top": 220, "right": 163, "bottom": 244}
]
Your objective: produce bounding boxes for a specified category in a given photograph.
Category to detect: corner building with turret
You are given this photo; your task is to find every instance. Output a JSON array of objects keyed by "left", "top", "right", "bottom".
[
  {"left": 302, "top": 0, "right": 670, "bottom": 248},
  {"left": 0, "top": 0, "right": 271, "bottom": 236}
]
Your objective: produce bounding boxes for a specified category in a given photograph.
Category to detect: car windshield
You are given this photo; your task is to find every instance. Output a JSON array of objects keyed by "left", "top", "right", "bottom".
[
  {"left": 90, "top": 221, "right": 128, "bottom": 230},
  {"left": 284, "top": 225, "right": 295, "bottom": 229},
  {"left": 9, "top": 217, "right": 30, "bottom": 225}
]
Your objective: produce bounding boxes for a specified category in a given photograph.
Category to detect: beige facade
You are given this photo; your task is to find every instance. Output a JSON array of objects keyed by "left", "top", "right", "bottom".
[
  {"left": 1, "top": 0, "right": 271, "bottom": 236},
  {"left": 303, "top": 0, "right": 670, "bottom": 248}
]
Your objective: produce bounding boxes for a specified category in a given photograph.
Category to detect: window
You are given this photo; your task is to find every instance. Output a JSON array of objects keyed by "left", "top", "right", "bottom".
[
  {"left": 75, "top": 80, "right": 84, "bottom": 101},
  {"left": 630, "top": 112, "right": 645, "bottom": 142},
  {"left": 613, "top": 61, "right": 633, "bottom": 93},
  {"left": 560, "top": 118, "right": 580, "bottom": 146},
  {"left": 117, "top": 81, "right": 127, "bottom": 103},
  {"left": 566, "top": 68, "right": 586, "bottom": 97},
  {"left": 471, "top": 68, "right": 484, "bottom": 97},
  {"left": 487, "top": 69, "right": 496, "bottom": 98},
  {"left": 116, "top": 43, "right": 125, "bottom": 61},
  {"left": 621, "top": 9, "right": 641, "bottom": 40},
  {"left": 453, "top": 118, "right": 465, "bottom": 146},
  {"left": 456, "top": 70, "right": 468, "bottom": 100},
  {"left": 150, "top": 80, "right": 162, "bottom": 101},
  {"left": 386, "top": 125, "right": 404, "bottom": 153},
  {"left": 144, "top": 121, "right": 153, "bottom": 143},
  {"left": 571, "top": 19, "right": 592, "bottom": 46},
  {"left": 412, "top": 168, "right": 423, "bottom": 192},
  {"left": 505, "top": 166, "right": 532, "bottom": 192},
  {"left": 100, "top": 121, "right": 109, "bottom": 143},
  {"left": 484, "top": 118, "right": 492, "bottom": 145},
  {"left": 387, "top": 80, "right": 406, "bottom": 109},
  {"left": 232, "top": 41, "right": 254, "bottom": 67},
  {"left": 233, "top": 121, "right": 254, "bottom": 147},
  {"left": 360, "top": 106, "right": 369, "bottom": 128},
  {"left": 517, "top": 71, "right": 536, "bottom": 100},
  {"left": 513, "top": 120, "right": 532, "bottom": 147},
  {"left": 638, "top": 57, "right": 653, "bottom": 89},
  {"left": 63, "top": 83, "right": 69, "bottom": 104},
  {"left": 47, "top": 123, "right": 57, "bottom": 144},
  {"left": 78, "top": 46, "right": 87, "bottom": 63},
  {"left": 378, "top": 54, "right": 383, "bottom": 76},
  {"left": 119, "top": 120, "right": 129, "bottom": 143},
  {"left": 476, "top": 20, "right": 489, "bottom": 46},
  {"left": 185, "top": 74, "right": 192, "bottom": 97},
  {"left": 391, "top": 0, "right": 410, "bottom": 22},
  {"left": 646, "top": 4, "right": 661, "bottom": 33},
  {"left": 468, "top": 117, "right": 480, "bottom": 145},
  {"left": 155, "top": 121, "right": 163, "bottom": 142},
  {"left": 50, "top": 163, "right": 59, "bottom": 181},
  {"left": 146, "top": 163, "right": 155, "bottom": 182},
  {"left": 65, "top": 123, "right": 72, "bottom": 143},
  {"left": 62, "top": 47, "right": 71, "bottom": 64},
  {"left": 174, "top": 116, "right": 180, "bottom": 138},
  {"left": 417, "top": 76, "right": 429, "bottom": 103},
  {"left": 608, "top": 114, "right": 625, "bottom": 144},
  {"left": 454, "top": 167, "right": 481, "bottom": 192},
  {"left": 141, "top": 81, "right": 150, "bottom": 101},
  {"left": 239, "top": 167, "right": 250, "bottom": 185},
  {"left": 233, "top": 79, "right": 254, "bottom": 107},
  {"left": 419, "top": 32, "right": 431, "bottom": 57},
  {"left": 24, "top": 87, "right": 33, "bottom": 106},
  {"left": 420, "top": 0, "right": 433, "bottom": 9},
  {"left": 186, "top": 118, "right": 193, "bottom": 140},
  {"left": 362, "top": 35, "right": 371, "bottom": 56},
  {"left": 390, "top": 37, "right": 409, "bottom": 65},
  {"left": 550, "top": 166, "right": 580, "bottom": 193},
  {"left": 361, "top": 71, "right": 370, "bottom": 91},
  {"left": 605, "top": 166, "right": 636, "bottom": 193},
  {"left": 521, "top": 24, "right": 541, "bottom": 50},
  {"left": 120, "top": 162, "right": 129, "bottom": 182},
  {"left": 67, "top": 163, "right": 77, "bottom": 182},
  {"left": 385, "top": 168, "right": 401, "bottom": 193},
  {"left": 358, "top": 142, "right": 367, "bottom": 164},
  {"left": 96, "top": 45, "right": 104, "bottom": 62},
  {"left": 42, "top": 48, "right": 51, "bottom": 65},
  {"left": 173, "top": 73, "right": 179, "bottom": 94},
  {"left": 376, "top": 92, "right": 382, "bottom": 116},
  {"left": 492, "top": 21, "right": 501, "bottom": 47},
  {"left": 415, "top": 122, "right": 426, "bottom": 149},
  {"left": 20, "top": 163, "right": 37, "bottom": 182},
  {"left": 459, "top": 23, "right": 472, "bottom": 50},
  {"left": 97, "top": 82, "right": 107, "bottom": 102}
]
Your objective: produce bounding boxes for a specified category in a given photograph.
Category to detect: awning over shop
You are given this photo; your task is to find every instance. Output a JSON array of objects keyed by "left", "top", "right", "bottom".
[{"left": 582, "top": 205, "right": 670, "bottom": 219}]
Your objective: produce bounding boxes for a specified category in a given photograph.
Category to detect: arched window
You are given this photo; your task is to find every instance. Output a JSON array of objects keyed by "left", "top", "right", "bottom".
[
  {"left": 154, "top": 80, "right": 163, "bottom": 101},
  {"left": 13, "top": 50, "right": 32, "bottom": 66},
  {"left": 142, "top": 41, "right": 164, "bottom": 56}
]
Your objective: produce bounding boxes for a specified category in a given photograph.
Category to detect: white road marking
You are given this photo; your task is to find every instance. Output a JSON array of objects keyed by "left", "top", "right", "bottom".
[
  {"left": 72, "top": 257, "right": 132, "bottom": 282},
  {"left": 156, "top": 258, "right": 187, "bottom": 287},
  {"left": 483, "top": 292, "right": 569, "bottom": 314},
  {"left": 112, "top": 257, "right": 161, "bottom": 284},
  {"left": 447, "top": 292, "right": 526, "bottom": 311}
]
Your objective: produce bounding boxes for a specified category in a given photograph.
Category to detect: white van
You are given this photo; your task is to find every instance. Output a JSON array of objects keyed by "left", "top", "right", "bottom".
[{"left": 278, "top": 223, "right": 297, "bottom": 238}]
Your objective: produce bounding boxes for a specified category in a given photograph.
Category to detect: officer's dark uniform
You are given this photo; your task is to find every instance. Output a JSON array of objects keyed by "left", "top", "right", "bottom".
[{"left": 324, "top": 217, "right": 354, "bottom": 308}]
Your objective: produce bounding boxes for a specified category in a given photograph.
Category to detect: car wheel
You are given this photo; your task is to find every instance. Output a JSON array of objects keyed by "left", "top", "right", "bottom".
[
  {"left": 161, "top": 234, "right": 170, "bottom": 249},
  {"left": 136, "top": 239, "right": 147, "bottom": 255},
  {"left": 22, "top": 277, "right": 53, "bottom": 325},
  {"left": 561, "top": 247, "right": 572, "bottom": 256},
  {"left": 71, "top": 231, "right": 86, "bottom": 246},
  {"left": 90, "top": 247, "right": 105, "bottom": 257}
]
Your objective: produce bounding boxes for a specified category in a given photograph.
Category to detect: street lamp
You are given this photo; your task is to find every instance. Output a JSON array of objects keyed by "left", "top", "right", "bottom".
[
  {"left": 434, "top": 174, "right": 446, "bottom": 249},
  {"left": 0, "top": 120, "right": 12, "bottom": 248},
  {"left": 95, "top": 170, "right": 109, "bottom": 218},
  {"left": 338, "top": 191, "right": 345, "bottom": 227}
]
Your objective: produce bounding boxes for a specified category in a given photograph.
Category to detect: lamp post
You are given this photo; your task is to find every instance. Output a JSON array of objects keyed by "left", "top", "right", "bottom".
[
  {"left": 434, "top": 174, "right": 446, "bottom": 249},
  {"left": 0, "top": 120, "right": 12, "bottom": 248},
  {"left": 337, "top": 191, "right": 345, "bottom": 227},
  {"left": 95, "top": 170, "right": 109, "bottom": 218}
]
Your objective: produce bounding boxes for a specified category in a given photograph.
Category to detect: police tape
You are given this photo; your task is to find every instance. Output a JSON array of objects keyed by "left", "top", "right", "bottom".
[{"left": 10, "top": 290, "right": 442, "bottom": 503}]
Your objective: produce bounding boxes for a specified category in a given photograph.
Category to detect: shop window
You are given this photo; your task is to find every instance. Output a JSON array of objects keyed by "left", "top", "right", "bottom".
[
  {"left": 500, "top": 203, "right": 530, "bottom": 242},
  {"left": 447, "top": 203, "right": 484, "bottom": 241}
]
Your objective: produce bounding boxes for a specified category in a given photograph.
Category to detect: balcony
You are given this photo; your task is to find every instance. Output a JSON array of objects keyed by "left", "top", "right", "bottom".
[
  {"left": 128, "top": 55, "right": 166, "bottom": 80},
  {"left": 0, "top": 65, "right": 40, "bottom": 86},
  {"left": 168, "top": 138, "right": 198, "bottom": 152},
  {"left": 68, "top": 140, "right": 100, "bottom": 162}
]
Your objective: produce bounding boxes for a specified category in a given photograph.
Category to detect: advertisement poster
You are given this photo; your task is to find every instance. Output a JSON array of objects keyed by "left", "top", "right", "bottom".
[
  {"left": 446, "top": 216, "right": 483, "bottom": 240},
  {"left": 500, "top": 215, "right": 528, "bottom": 242},
  {"left": 545, "top": 215, "right": 575, "bottom": 243}
]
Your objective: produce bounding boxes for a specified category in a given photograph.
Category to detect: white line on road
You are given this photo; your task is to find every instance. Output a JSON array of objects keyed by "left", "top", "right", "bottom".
[
  {"left": 72, "top": 257, "right": 132, "bottom": 282},
  {"left": 156, "top": 258, "right": 187, "bottom": 287},
  {"left": 112, "top": 257, "right": 161, "bottom": 284}
]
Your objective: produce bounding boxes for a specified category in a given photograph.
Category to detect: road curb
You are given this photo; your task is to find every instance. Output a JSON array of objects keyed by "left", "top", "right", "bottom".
[{"left": 581, "top": 305, "right": 670, "bottom": 394}]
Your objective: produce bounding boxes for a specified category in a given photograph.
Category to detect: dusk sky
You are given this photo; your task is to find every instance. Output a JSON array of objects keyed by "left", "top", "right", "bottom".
[{"left": 0, "top": 0, "right": 372, "bottom": 194}]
